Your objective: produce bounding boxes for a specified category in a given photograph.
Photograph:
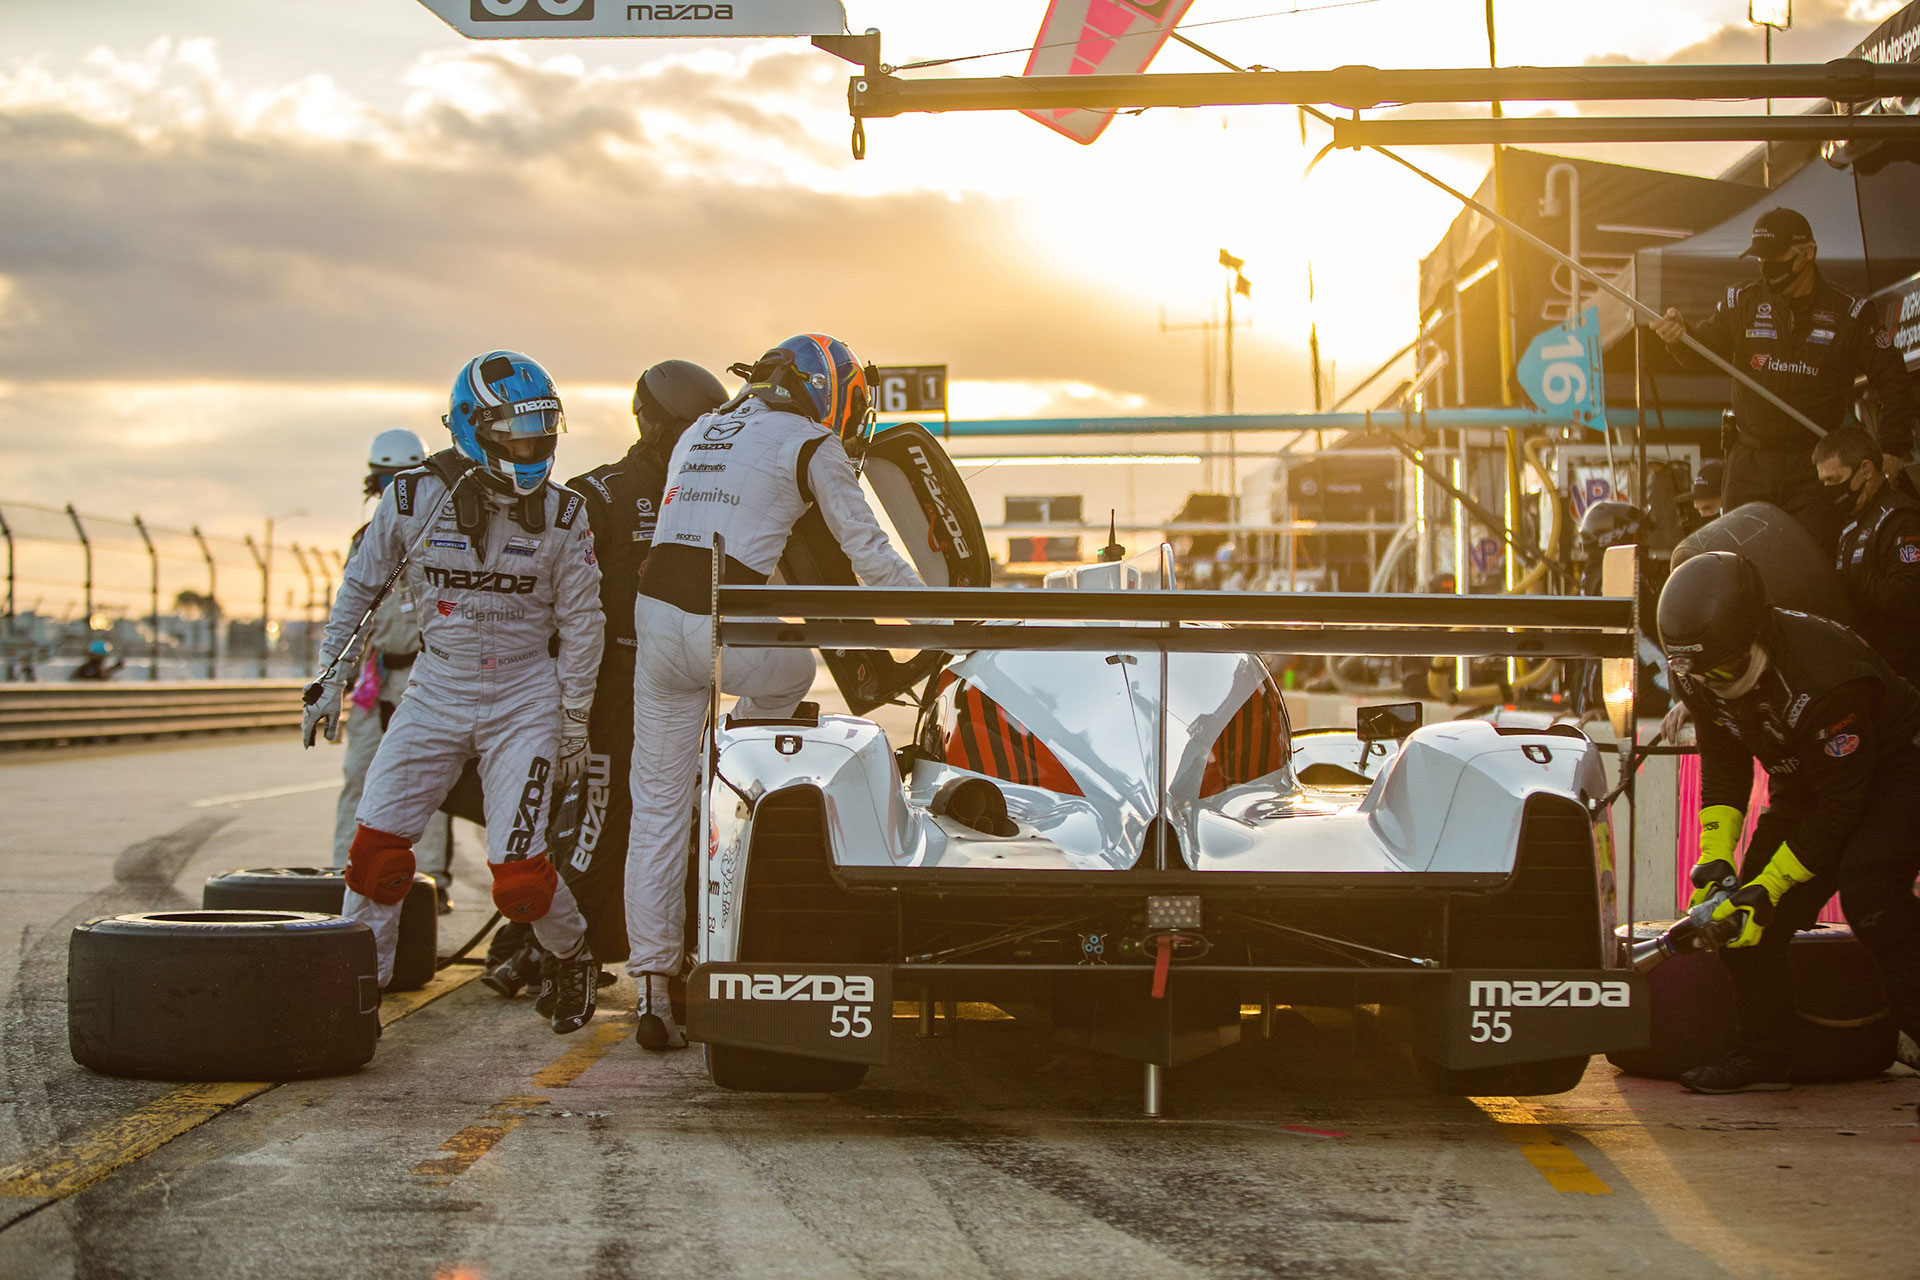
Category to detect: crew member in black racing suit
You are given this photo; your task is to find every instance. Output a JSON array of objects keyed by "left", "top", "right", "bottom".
[
  {"left": 557, "top": 359, "right": 730, "bottom": 963},
  {"left": 1814, "top": 426, "right": 1920, "bottom": 685},
  {"left": 1658, "top": 550, "right": 1920, "bottom": 1092},
  {"left": 1651, "top": 207, "right": 1916, "bottom": 554}
]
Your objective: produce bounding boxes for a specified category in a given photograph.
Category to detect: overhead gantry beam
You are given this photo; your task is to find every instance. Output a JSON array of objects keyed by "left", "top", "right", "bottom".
[{"left": 846, "top": 59, "right": 1920, "bottom": 120}]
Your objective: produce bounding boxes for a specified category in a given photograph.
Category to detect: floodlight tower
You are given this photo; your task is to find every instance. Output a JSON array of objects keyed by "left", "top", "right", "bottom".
[{"left": 1751, "top": 0, "right": 1793, "bottom": 186}]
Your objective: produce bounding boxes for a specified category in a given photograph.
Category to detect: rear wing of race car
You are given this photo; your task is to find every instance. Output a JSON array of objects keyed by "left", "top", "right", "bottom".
[{"left": 701, "top": 533, "right": 1636, "bottom": 868}]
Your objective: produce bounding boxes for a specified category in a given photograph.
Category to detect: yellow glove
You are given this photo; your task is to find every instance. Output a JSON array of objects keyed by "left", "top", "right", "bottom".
[
  {"left": 1689, "top": 805, "right": 1743, "bottom": 909},
  {"left": 1712, "top": 843, "right": 1815, "bottom": 948}
]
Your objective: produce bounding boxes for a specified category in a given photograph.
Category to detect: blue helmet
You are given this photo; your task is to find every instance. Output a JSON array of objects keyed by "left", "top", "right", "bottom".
[
  {"left": 731, "top": 334, "right": 872, "bottom": 443},
  {"left": 443, "top": 351, "right": 565, "bottom": 495},
  {"left": 88, "top": 639, "right": 108, "bottom": 657}
]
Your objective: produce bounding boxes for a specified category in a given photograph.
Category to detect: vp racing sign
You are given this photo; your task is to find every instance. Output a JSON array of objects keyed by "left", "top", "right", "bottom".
[
  {"left": 686, "top": 963, "right": 891, "bottom": 1065},
  {"left": 414, "top": 0, "right": 846, "bottom": 37}
]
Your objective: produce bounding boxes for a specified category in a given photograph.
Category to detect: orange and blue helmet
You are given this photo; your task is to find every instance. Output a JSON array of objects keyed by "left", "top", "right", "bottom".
[{"left": 732, "top": 334, "right": 872, "bottom": 442}]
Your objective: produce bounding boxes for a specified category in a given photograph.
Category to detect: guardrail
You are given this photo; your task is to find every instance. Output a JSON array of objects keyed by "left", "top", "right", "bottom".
[{"left": 0, "top": 681, "right": 304, "bottom": 747}]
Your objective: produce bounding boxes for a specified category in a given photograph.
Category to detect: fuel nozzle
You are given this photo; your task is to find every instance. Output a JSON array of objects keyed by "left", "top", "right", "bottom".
[{"left": 1629, "top": 894, "right": 1739, "bottom": 973}]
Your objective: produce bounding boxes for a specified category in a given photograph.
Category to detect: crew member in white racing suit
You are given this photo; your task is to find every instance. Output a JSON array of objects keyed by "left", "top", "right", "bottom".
[
  {"left": 305, "top": 351, "right": 606, "bottom": 1033},
  {"left": 331, "top": 428, "right": 452, "bottom": 911},
  {"left": 625, "top": 334, "right": 923, "bottom": 1050}
]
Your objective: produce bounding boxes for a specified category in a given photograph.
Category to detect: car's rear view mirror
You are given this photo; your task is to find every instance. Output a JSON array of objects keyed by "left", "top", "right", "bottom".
[{"left": 1357, "top": 701, "right": 1423, "bottom": 743}]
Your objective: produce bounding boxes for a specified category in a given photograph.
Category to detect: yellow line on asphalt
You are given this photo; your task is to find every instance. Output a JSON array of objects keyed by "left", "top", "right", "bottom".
[
  {"left": 1470, "top": 1095, "right": 1612, "bottom": 1195},
  {"left": 0, "top": 967, "right": 480, "bottom": 1202},
  {"left": 413, "top": 1015, "right": 632, "bottom": 1188}
]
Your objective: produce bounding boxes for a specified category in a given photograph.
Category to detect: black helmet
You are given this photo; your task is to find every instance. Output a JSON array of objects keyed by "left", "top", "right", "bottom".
[
  {"left": 1657, "top": 551, "right": 1770, "bottom": 681},
  {"left": 632, "top": 360, "right": 728, "bottom": 448},
  {"left": 1577, "top": 501, "right": 1645, "bottom": 560}
]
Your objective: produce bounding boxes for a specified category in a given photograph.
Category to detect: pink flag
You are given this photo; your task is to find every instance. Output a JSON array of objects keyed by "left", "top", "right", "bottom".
[{"left": 1022, "top": 0, "right": 1198, "bottom": 145}]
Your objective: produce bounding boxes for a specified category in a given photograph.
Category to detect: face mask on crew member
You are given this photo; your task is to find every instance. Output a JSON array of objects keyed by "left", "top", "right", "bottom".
[{"left": 1760, "top": 248, "right": 1806, "bottom": 291}]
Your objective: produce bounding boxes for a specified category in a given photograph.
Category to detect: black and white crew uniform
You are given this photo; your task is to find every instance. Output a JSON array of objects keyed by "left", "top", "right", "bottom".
[{"left": 623, "top": 398, "right": 922, "bottom": 980}]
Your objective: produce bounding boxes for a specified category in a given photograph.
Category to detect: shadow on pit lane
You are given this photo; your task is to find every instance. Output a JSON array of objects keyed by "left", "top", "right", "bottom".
[{"left": 768, "top": 1005, "right": 1477, "bottom": 1125}]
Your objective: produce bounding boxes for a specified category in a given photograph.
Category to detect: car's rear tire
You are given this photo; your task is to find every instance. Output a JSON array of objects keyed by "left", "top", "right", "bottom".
[
  {"left": 1419, "top": 1054, "right": 1590, "bottom": 1097},
  {"left": 68, "top": 911, "right": 380, "bottom": 1081},
  {"left": 705, "top": 1043, "right": 868, "bottom": 1093},
  {"left": 201, "top": 867, "right": 437, "bottom": 992}
]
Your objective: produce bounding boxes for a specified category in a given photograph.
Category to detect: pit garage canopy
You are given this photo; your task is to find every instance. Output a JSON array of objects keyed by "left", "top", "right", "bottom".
[
  {"left": 1631, "top": 147, "right": 1920, "bottom": 317},
  {"left": 1634, "top": 0, "right": 1920, "bottom": 317}
]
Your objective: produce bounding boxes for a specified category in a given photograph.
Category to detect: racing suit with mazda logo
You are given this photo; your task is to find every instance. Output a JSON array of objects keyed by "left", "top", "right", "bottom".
[
  {"left": 561, "top": 437, "right": 674, "bottom": 961},
  {"left": 1673, "top": 608, "right": 1920, "bottom": 1066},
  {"left": 1664, "top": 274, "right": 1916, "bottom": 552},
  {"left": 624, "top": 398, "right": 923, "bottom": 981},
  {"left": 321, "top": 465, "right": 604, "bottom": 986}
]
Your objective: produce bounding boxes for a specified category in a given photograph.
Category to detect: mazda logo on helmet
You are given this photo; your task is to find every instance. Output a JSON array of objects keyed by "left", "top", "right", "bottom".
[{"left": 470, "top": 0, "right": 592, "bottom": 19}]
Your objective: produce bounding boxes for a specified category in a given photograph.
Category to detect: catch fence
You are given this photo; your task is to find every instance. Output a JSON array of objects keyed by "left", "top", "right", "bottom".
[{"left": 0, "top": 499, "right": 347, "bottom": 682}]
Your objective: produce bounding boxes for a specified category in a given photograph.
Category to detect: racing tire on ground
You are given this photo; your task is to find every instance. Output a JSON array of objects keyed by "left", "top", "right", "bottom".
[
  {"left": 704, "top": 1043, "right": 868, "bottom": 1094},
  {"left": 201, "top": 867, "right": 438, "bottom": 992},
  {"left": 1607, "top": 922, "right": 1896, "bottom": 1082},
  {"left": 1417, "top": 1054, "right": 1590, "bottom": 1097},
  {"left": 68, "top": 911, "right": 380, "bottom": 1081}
]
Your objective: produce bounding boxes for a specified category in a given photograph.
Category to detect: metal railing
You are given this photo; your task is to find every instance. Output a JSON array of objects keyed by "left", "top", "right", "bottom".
[{"left": 0, "top": 681, "right": 304, "bottom": 747}]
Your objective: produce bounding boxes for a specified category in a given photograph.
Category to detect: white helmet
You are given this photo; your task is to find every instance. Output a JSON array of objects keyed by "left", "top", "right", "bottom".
[
  {"left": 366, "top": 428, "right": 427, "bottom": 497},
  {"left": 369, "top": 428, "right": 427, "bottom": 471}
]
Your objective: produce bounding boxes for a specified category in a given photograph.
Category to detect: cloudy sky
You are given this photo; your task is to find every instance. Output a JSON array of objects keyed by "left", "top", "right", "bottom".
[{"left": 0, "top": 0, "right": 1906, "bottom": 585}]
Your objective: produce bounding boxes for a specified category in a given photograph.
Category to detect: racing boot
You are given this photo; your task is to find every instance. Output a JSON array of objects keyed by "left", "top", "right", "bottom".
[
  {"left": 480, "top": 923, "right": 542, "bottom": 999},
  {"left": 636, "top": 973, "right": 687, "bottom": 1051},
  {"left": 541, "top": 949, "right": 599, "bottom": 1035},
  {"left": 1678, "top": 1048, "right": 1792, "bottom": 1094}
]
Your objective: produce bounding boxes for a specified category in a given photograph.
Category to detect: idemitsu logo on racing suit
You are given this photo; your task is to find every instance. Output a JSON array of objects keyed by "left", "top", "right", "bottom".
[
  {"left": 469, "top": 0, "right": 593, "bottom": 21},
  {"left": 1470, "top": 979, "right": 1632, "bottom": 1008},
  {"left": 708, "top": 973, "right": 878, "bottom": 1002},
  {"left": 907, "top": 443, "right": 973, "bottom": 560},
  {"left": 422, "top": 567, "right": 538, "bottom": 594},
  {"left": 675, "top": 487, "right": 741, "bottom": 507},
  {"left": 506, "top": 757, "right": 551, "bottom": 856}
]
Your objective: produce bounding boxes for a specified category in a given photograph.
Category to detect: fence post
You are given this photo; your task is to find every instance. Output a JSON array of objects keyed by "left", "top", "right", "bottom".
[
  {"left": 244, "top": 532, "right": 269, "bottom": 678},
  {"left": 131, "top": 515, "right": 160, "bottom": 681},
  {"left": 314, "top": 550, "right": 333, "bottom": 639},
  {"left": 191, "top": 526, "right": 219, "bottom": 679},
  {"left": 291, "top": 544, "right": 317, "bottom": 670},
  {"left": 0, "top": 505, "right": 13, "bottom": 678},
  {"left": 65, "top": 504, "right": 93, "bottom": 634}
]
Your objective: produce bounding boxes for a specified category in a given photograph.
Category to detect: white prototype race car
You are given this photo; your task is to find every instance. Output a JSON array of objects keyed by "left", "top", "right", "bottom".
[{"left": 684, "top": 426, "right": 1646, "bottom": 1107}]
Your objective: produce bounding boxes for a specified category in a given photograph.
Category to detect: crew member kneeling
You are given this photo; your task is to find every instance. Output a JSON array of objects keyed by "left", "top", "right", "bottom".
[
  {"left": 1659, "top": 551, "right": 1920, "bottom": 1092},
  {"left": 625, "top": 334, "right": 923, "bottom": 1051},
  {"left": 304, "top": 350, "right": 606, "bottom": 1033}
]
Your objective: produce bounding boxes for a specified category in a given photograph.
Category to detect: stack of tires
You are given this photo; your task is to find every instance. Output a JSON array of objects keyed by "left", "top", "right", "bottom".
[
  {"left": 1609, "top": 922, "right": 1897, "bottom": 1082},
  {"left": 67, "top": 868, "right": 439, "bottom": 1081}
]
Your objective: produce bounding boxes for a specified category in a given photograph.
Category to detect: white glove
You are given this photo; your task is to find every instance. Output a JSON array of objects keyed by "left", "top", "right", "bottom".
[
  {"left": 301, "top": 657, "right": 346, "bottom": 748},
  {"left": 555, "top": 704, "right": 590, "bottom": 791}
]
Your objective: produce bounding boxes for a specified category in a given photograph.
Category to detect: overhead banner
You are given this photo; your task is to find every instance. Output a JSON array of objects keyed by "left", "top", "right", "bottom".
[
  {"left": 1516, "top": 307, "right": 1606, "bottom": 431},
  {"left": 1022, "top": 0, "right": 1197, "bottom": 144},
  {"left": 414, "top": 0, "right": 846, "bottom": 39}
]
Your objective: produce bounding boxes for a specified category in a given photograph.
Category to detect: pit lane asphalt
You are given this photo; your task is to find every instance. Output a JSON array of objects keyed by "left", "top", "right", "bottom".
[{"left": 0, "top": 734, "right": 1915, "bottom": 1280}]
